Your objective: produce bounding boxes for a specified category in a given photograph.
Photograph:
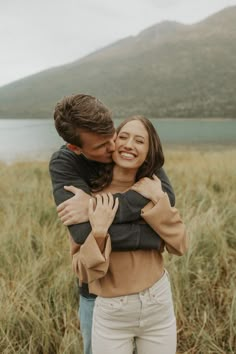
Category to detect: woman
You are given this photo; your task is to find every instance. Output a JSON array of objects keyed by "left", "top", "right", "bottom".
[{"left": 66, "top": 116, "right": 188, "bottom": 354}]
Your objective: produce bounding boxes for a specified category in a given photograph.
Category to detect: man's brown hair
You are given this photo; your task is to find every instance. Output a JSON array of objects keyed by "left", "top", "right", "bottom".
[{"left": 54, "top": 94, "right": 115, "bottom": 147}]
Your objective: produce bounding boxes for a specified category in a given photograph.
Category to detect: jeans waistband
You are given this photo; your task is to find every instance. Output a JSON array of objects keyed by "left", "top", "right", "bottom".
[{"left": 97, "top": 270, "right": 169, "bottom": 304}]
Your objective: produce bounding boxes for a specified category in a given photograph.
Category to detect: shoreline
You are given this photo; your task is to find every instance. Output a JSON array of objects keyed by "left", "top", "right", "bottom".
[
  {"left": 1, "top": 144, "right": 236, "bottom": 165},
  {"left": 152, "top": 117, "right": 236, "bottom": 121},
  {"left": 1, "top": 117, "right": 236, "bottom": 121}
]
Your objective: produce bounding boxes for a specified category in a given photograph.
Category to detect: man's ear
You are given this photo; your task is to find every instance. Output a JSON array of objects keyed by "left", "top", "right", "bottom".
[{"left": 67, "top": 144, "right": 82, "bottom": 155}]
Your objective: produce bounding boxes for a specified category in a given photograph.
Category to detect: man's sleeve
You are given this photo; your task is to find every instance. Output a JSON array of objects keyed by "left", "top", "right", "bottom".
[
  {"left": 69, "top": 222, "right": 164, "bottom": 251},
  {"left": 49, "top": 149, "right": 92, "bottom": 207},
  {"left": 112, "top": 167, "right": 175, "bottom": 223}
]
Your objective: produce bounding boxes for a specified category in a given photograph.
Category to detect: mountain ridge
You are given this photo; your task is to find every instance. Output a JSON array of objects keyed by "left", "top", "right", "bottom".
[{"left": 0, "top": 6, "right": 236, "bottom": 118}]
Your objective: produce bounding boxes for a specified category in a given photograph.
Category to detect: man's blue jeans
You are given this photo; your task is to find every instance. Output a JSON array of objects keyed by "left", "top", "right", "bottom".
[
  {"left": 79, "top": 294, "right": 137, "bottom": 354},
  {"left": 79, "top": 295, "right": 95, "bottom": 354}
]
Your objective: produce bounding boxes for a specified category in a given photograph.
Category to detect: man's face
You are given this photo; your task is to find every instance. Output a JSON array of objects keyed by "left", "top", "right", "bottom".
[{"left": 75, "top": 131, "right": 117, "bottom": 163}]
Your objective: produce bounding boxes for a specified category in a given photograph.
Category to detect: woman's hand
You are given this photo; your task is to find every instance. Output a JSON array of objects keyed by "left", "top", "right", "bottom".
[
  {"left": 57, "top": 185, "right": 90, "bottom": 225},
  {"left": 89, "top": 193, "right": 119, "bottom": 237},
  {"left": 131, "top": 175, "right": 165, "bottom": 204}
]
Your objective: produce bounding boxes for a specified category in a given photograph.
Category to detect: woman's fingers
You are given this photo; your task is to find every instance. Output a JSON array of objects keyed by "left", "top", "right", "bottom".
[
  {"left": 91, "top": 193, "right": 119, "bottom": 213},
  {"left": 102, "top": 193, "right": 109, "bottom": 206},
  {"left": 95, "top": 194, "right": 103, "bottom": 208},
  {"left": 108, "top": 193, "right": 114, "bottom": 208},
  {"left": 152, "top": 174, "right": 159, "bottom": 181},
  {"left": 88, "top": 193, "right": 119, "bottom": 235},
  {"left": 64, "top": 185, "right": 80, "bottom": 194},
  {"left": 113, "top": 197, "right": 119, "bottom": 215},
  {"left": 88, "top": 198, "right": 94, "bottom": 217}
]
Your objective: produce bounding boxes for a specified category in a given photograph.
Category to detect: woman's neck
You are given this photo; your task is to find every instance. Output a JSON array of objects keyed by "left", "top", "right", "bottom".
[{"left": 103, "top": 165, "right": 137, "bottom": 193}]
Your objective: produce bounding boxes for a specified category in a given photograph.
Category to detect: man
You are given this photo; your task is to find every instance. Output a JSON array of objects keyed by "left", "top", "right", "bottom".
[{"left": 49, "top": 94, "right": 175, "bottom": 354}]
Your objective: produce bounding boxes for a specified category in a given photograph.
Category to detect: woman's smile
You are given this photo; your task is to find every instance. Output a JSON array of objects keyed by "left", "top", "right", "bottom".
[
  {"left": 113, "top": 120, "right": 149, "bottom": 171},
  {"left": 119, "top": 151, "right": 137, "bottom": 160}
]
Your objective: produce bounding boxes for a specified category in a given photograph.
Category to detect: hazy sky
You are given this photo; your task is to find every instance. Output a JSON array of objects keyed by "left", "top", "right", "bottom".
[{"left": 0, "top": 0, "right": 236, "bottom": 87}]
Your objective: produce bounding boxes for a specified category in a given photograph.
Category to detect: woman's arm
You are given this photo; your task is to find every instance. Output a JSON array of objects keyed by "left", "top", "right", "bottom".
[
  {"left": 132, "top": 175, "right": 188, "bottom": 256},
  {"left": 71, "top": 194, "right": 119, "bottom": 283},
  {"left": 141, "top": 195, "right": 188, "bottom": 256},
  {"left": 58, "top": 185, "right": 164, "bottom": 251},
  {"left": 71, "top": 232, "right": 112, "bottom": 284}
]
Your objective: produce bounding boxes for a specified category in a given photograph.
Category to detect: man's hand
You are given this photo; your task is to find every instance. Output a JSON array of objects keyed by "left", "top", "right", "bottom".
[
  {"left": 89, "top": 193, "right": 119, "bottom": 237},
  {"left": 131, "top": 175, "right": 165, "bottom": 204},
  {"left": 57, "top": 186, "right": 90, "bottom": 225}
]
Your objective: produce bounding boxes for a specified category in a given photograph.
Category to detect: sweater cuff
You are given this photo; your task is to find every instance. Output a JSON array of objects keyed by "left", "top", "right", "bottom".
[
  {"left": 79, "top": 232, "right": 111, "bottom": 268},
  {"left": 141, "top": 193, "right": 172, "bottom": 227}
]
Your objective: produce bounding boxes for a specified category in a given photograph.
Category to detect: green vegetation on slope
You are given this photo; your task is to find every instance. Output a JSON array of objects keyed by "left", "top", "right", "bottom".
[
  {"left": 0, "top": 6, "right": 236, "bottom": 118},
  {"left": 0, "top": 149, "right": 236, "bottom": 353}
]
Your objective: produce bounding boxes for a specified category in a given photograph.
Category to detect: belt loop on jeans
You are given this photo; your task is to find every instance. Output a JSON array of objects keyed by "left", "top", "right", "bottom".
[
  {"left": 165, "top": 269, "right": 170, "bottom": 280},
  {"left": 121, "top": 295, "right": 128, "bottom": 304}
]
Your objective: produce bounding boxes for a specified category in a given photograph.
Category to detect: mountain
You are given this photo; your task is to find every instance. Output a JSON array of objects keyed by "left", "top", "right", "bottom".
[{"left": 0, "top": 6, "right": 236, "bottom": 118}]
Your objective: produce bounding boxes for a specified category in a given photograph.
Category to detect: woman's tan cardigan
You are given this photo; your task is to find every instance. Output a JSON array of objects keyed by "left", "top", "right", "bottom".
[{"left": 70, "top": 193, "right": 188, "bottom": 297}]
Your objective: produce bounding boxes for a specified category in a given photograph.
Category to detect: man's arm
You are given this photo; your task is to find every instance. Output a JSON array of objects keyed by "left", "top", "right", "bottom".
[
  {"left": 49, "top": 147, "right": 92, "bottom": 208},
  {"left": 49, "top": 147, "right": 170, "bottom": 250},
  {"left": 69, "top": 221, "right": 164, "bottom": 251},
  {"left": 49, "top": 147, "right": 175, "bottom": 223},
  {"left": 112, "top": 167, "right": 175, "bottom": 223}
]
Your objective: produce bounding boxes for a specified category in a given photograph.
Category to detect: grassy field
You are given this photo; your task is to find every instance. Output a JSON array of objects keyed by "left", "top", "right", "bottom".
[{"left": 0, "top": 148, "right": 235, "bottom": 354}]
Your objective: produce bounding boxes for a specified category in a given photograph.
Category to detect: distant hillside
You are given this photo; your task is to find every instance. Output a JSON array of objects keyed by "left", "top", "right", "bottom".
[{"left": 0, "top": 6, "right": 236, "bottom": 118}]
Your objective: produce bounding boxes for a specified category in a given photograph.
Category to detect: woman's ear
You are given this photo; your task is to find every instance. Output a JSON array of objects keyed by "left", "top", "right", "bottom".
[{"left": 67, "top": 144, "right": 82, "bottom": 155}]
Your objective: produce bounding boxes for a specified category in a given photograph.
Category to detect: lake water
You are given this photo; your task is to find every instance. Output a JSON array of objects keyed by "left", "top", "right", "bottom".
[{"left": 0, "top": 118, "right": 236, "bottom": 163}]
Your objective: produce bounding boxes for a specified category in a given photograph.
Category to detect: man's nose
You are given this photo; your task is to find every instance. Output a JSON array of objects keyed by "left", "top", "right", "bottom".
[{"left": 107, "top": 139, "right": 115, "bottom": 152}]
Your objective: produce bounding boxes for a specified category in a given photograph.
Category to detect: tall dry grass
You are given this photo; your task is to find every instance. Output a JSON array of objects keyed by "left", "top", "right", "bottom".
[{"left": 0, "top": 148, "right": 235, "bottom": 353}]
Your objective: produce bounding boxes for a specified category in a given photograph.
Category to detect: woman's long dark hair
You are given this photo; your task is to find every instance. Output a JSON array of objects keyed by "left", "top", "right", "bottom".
[{"left": 90, "top": 115, "right": 164, "bottom": 192}]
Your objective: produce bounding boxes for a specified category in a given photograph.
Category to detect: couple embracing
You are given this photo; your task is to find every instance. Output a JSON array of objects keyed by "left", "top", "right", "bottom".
[{"left": 49, "top": 94, "right": 188, "bottom": 354}]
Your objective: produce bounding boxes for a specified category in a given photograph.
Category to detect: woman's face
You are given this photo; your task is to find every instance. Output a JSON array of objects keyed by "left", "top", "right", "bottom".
[{"left": 112, "top": 120, "right": 149, "bottom": 170}]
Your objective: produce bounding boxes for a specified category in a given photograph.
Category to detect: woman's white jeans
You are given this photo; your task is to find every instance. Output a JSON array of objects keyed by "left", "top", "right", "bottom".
[{"left": 92, "top": 271, "right": 176, "bottom": 354}]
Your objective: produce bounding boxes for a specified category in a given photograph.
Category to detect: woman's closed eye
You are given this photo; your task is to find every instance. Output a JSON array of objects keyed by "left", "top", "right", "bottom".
[
  {"left": 118, "top": 135, "right": 144, "bottom": 143},
  {"left": 118, "top": 135, "right": 128, "bottom": 140},
  {"left": 135, "top": 139, "right": 144, "bottom": 144}
]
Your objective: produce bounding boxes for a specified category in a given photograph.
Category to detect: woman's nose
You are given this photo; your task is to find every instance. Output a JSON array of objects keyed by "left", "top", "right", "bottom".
[{"left": 124, "top": 139, "right": 133, "bottom": 149}]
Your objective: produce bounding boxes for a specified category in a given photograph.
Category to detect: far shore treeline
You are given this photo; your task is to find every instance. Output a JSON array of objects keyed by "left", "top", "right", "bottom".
[
  {"left": 0, "top": 149, "right": 235, "bottom": 353},
  {"left": 0, "top": 6, "right": 236, "bottom": 119}
]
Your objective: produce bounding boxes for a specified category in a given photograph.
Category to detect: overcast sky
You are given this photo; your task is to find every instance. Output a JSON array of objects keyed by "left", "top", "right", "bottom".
[{"left": 0, "top": 0, "right": 236, "bottom": 87}]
